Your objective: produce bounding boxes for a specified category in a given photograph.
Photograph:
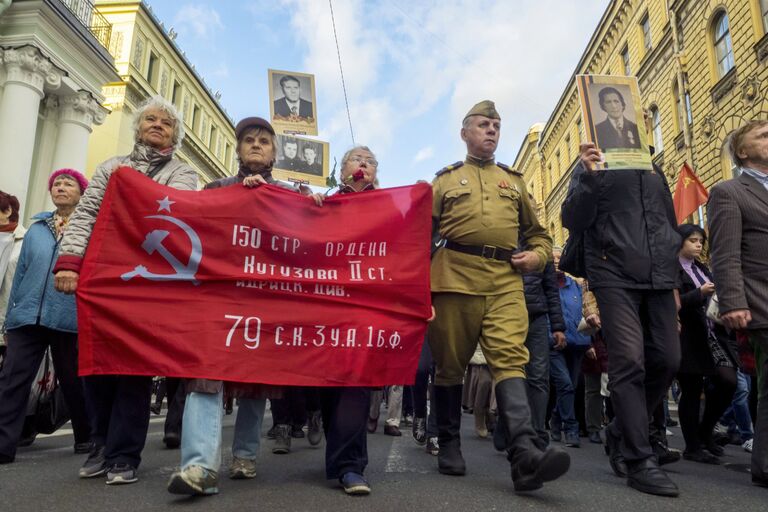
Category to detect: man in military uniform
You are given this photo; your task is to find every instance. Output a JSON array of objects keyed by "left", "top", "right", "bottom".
[{"left": 429, "top": 101, "right": 570, "bottom": 492}]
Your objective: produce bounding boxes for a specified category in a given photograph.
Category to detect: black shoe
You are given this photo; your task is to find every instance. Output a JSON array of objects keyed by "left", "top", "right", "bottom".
[
  {"left": 702, "top": 438, "right": 724, "bottom": 457},
  {"left": 384, "top": 425, "right": 402, "bottom": 437},
  {"left": 605, "top": 425, "right": 628, "bottom": 477},
  {"left": 74, "top": 442, "right": 93, "bottom": 454},
  {"left": 435, "top": 385, "right": 466, "bottom": 476},
  {"left": 654, "top": 441, "right": 681, "bottom": 466},
  {"left": 291, "top": 426, "right": 305, "bottom": 439},
  {"left": 307, "top": 411, "right": 323, "bottom": 446},
  {"left": 267, "top": 424, "right": 278, "bottom": 440},
  {"left": 588, "top": 431, "right": 603, "bottom": 444},
  {"left": 0, "top": 453, "right": 14, "bottom": 464},
  {"left": 150, "top": 403, "right": 162, "bottom": 415},
  {"left": 666, "top": 419, "right": 678, "bottom": 427},
  {"left": 683, "top": 448, "right": 720, "bottom": 465},
  {"left": 510, "top": 446, "right": 571, "bottom": 492},
  {"left": 272, "top": 424, "right": 291, "bottom": 454},
  {"left": 412, "top": 417, "right": 427, "bottom": 445},
  {"left": 752, "top": 474, "right": 768, "bottom": 488},
  {"left": 163, "top": 432, "right": 181, "bottom": 449},
  {"left": 626, "top": 458, "right": 679, "bottom": 497}
]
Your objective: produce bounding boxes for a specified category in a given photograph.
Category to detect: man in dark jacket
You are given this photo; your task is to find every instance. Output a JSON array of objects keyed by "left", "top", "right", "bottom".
[
  {"left": 561, "top": 142, "right": 681, "bottom": 497},
  {"left": 523, "top": 262, "right": 566, "bottom": 446}
]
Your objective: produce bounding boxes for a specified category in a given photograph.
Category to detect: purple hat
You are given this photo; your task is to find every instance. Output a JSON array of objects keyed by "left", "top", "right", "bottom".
[{"left": 48, "top": 168, "right": 88, "bottom": 192}]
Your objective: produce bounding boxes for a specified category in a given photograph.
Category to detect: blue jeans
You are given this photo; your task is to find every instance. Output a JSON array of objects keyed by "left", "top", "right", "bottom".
[
  {"left": 181, "top": 390, "right": 266, "bottom": 471},
  {"left": 550, "top": 347, "right": 587, "bottom": 435},
  {"left": 720, "top": 370, "right": 753, "bottom": 442}
]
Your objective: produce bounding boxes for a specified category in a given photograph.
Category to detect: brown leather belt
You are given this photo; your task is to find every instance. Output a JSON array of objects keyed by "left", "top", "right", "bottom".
[{"left": 444, "top": 241, "right": 513, "bottom": 261}]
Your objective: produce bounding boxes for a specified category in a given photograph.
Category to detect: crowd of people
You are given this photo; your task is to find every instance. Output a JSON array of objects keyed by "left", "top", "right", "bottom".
[{"left": 0, "top": 94, "right": 766, "bottom": 501}]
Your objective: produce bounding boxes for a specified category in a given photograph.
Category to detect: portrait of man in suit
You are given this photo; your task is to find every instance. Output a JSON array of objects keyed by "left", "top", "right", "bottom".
[
  {"left": 276, "top": 138, "right": 302, "bottom": 170},
  {"left": 301, "top": 145, "right": 323, "bottom": 176},
  {"left": 594, "top": 86, "right": 641, "bottom": 150},
  {"left": 273, "top": 75, "right": 314, "bottom": 120}
]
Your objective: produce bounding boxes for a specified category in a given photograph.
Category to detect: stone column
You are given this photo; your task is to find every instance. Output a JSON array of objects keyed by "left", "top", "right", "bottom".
[
  {"left": 51, "top": 91, "right": 108, "bottom": 173},
  {"left": 0, "top": 45, "right": 63, "bottom": 219}
]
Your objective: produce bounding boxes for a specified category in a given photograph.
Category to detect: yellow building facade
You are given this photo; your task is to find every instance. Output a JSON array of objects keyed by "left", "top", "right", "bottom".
[
  {"left": 514, "top": 0, "right": 768, "bottom": 247},
  {"left": 87, "top": 0, "right": 237, "bottom": 185}
]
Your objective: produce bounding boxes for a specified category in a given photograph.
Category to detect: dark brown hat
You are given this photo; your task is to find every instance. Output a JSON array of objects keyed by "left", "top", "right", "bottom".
[{"left": 235, "top": 117, "right": 275, "bottom": 140}]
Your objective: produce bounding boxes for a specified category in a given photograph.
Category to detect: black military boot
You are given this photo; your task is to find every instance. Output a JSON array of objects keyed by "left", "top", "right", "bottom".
[
  {"left": 496, "top": 378, "right": 570, "bottom": 492},
  {"left": 434, "top": 385, "right": 466, "bottom": 476}
]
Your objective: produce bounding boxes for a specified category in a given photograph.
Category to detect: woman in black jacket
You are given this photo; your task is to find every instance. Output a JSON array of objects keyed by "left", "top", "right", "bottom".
[{"left": 676, "top": 223, "right": 738, "bottom": 464}]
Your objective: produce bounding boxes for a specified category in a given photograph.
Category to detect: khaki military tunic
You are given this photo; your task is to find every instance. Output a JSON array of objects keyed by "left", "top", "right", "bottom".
[{"left": 429, "top": 157, "right": 553, "bottom": 385}]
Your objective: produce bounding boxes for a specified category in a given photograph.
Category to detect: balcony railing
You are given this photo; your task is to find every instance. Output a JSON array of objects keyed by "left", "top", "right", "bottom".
[{"left": 58, "top": 0, "right": 112, "bottom": 50}]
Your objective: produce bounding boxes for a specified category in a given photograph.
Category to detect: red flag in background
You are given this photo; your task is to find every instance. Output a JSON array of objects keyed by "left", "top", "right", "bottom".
[{"left": 672, "top": 163, "right": 709, "bottom": 223}]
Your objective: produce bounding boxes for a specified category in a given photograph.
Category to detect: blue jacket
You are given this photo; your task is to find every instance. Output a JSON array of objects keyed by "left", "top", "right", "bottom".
[
  {"left": 554, "top": 274, "right": 591, "bottom": 348},
  {"left": 4, "top": 212, "right": 77, "bottom": 333}
]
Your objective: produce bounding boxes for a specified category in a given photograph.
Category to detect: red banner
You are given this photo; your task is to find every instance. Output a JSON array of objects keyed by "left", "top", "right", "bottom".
[
  {"left": 77, "top": 168, "right": 432, "bottom": 386},
  {"left": 673, "top": 162, "right": 709, "bottom": 223}
]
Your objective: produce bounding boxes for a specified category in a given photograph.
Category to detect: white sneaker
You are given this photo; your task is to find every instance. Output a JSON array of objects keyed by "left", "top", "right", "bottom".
[
  {"left": 665, "top": 429, "right": 674, "bottom": 437},
  {"left": 713, "top": 423, "right": 729, "bottom": 435},
  {"left": 743, "top": 439, "right": 753, "bottom": 453}
]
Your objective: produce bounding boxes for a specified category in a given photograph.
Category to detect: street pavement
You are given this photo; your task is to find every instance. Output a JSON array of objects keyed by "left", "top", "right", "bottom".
[{"left": 1, "top": 405, "right": 765, "bottom": 512}]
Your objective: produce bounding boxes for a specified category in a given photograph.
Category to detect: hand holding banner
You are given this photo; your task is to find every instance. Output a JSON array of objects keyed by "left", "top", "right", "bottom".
[{"left": 77, "top": 168, "right": 432, "bottom": 386}]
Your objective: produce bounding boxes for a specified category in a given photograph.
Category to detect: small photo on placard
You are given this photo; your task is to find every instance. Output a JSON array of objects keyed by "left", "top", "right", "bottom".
[
  {"left": 273, "top": 134, "right": 329, "bottom": 187},
  {"left": 576, "top": 74, "right": 652, "bottom": 171},
  {"left": 269, "top": 69, "right": 318, "bottom": 136}
]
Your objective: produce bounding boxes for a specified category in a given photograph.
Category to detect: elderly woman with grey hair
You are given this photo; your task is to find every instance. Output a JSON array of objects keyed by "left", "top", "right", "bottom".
[
  {"left": 53, "top": 95, "right": 198, "bottom": 485},
  {"left": 307, "top": 145, "right": 378, "bottom": 495}
]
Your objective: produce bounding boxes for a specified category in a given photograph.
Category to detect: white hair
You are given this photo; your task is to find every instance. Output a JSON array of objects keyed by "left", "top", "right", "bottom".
[
  {"left": 341, "top": 145, "right": 376, "bottom": 167},
  {"left": 132, "top": 95, "right": 185, "bottom": 150}
]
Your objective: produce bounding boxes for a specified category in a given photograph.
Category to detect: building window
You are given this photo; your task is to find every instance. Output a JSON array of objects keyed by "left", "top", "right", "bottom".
[
  {"left": 192, "top": 104, "right": 200, "bottom": 133},
  {"left": 673, "top": 84, "right": 680, "bottom": 129},
  {"left": 641, "top": 14, "right": 652, "bottom": 50},
  {"left": 172, "top": 81, "right": 181, "bottom": 105},
  {"left": 225, "top": 143, "right": 232, "bottom": 169},
  {"left": 762, "top": 0, "right": 768, "bottom": 33},
  {"left": 713, "top": 12, "right": 735, "bottom": 78},
  {"left": 621, "top": 45, "right": 630, "bottom": 75},
  {"left": 576, "top": 118, "right": 584, "bottom": 143},
  {"left": 147, "top": 52, "right": 159, "bottom": 86},
  {"left": 651, "top": 107, "right": 663, "bottom": 153},
  {"left": 564, "top": 135, "right": 571, "bottom": 162},
  {"left": 547, "top": 163, "right": 553, "bottom": 190},
  {"left": 684, "top": 91, "right": 693, "bottom": 126},
  {"left": 555, "top": 150, "right": 561, "bottom": 176}
]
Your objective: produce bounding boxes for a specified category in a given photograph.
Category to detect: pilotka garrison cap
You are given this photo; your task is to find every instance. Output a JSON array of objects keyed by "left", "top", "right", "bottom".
[
  {"left": 235, "top": 117, "right": 275, "bottom": 140},
  {"left": 463, "top": 100, "right": 501, "bottom": 121}
]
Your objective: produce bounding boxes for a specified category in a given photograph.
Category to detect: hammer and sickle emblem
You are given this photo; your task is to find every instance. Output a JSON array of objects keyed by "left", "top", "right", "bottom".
[{"left": 121, "top": 215, "right": 202, "bottom": 285}]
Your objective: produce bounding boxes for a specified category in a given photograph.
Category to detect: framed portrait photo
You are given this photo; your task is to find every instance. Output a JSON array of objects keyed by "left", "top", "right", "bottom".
[
  {"left": 268, "top": 69, "right": 318, "bottom": 136},
  {"left": 576, "top": 74, "right": 652, "bottom": 171},
  {"left": 273, "top": 134, "right": 329, "bottom": 187}
]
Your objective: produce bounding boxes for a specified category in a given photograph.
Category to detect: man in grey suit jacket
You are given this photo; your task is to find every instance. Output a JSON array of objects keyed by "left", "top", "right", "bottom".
[{"left": 708, "top": 119, "right": 768, "bottom": 488}]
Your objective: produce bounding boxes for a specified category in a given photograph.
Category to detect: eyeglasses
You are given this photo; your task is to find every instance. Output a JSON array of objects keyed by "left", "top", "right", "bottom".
[{"left": 349, "top": 155, "right": 378, "bottom": 167}]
